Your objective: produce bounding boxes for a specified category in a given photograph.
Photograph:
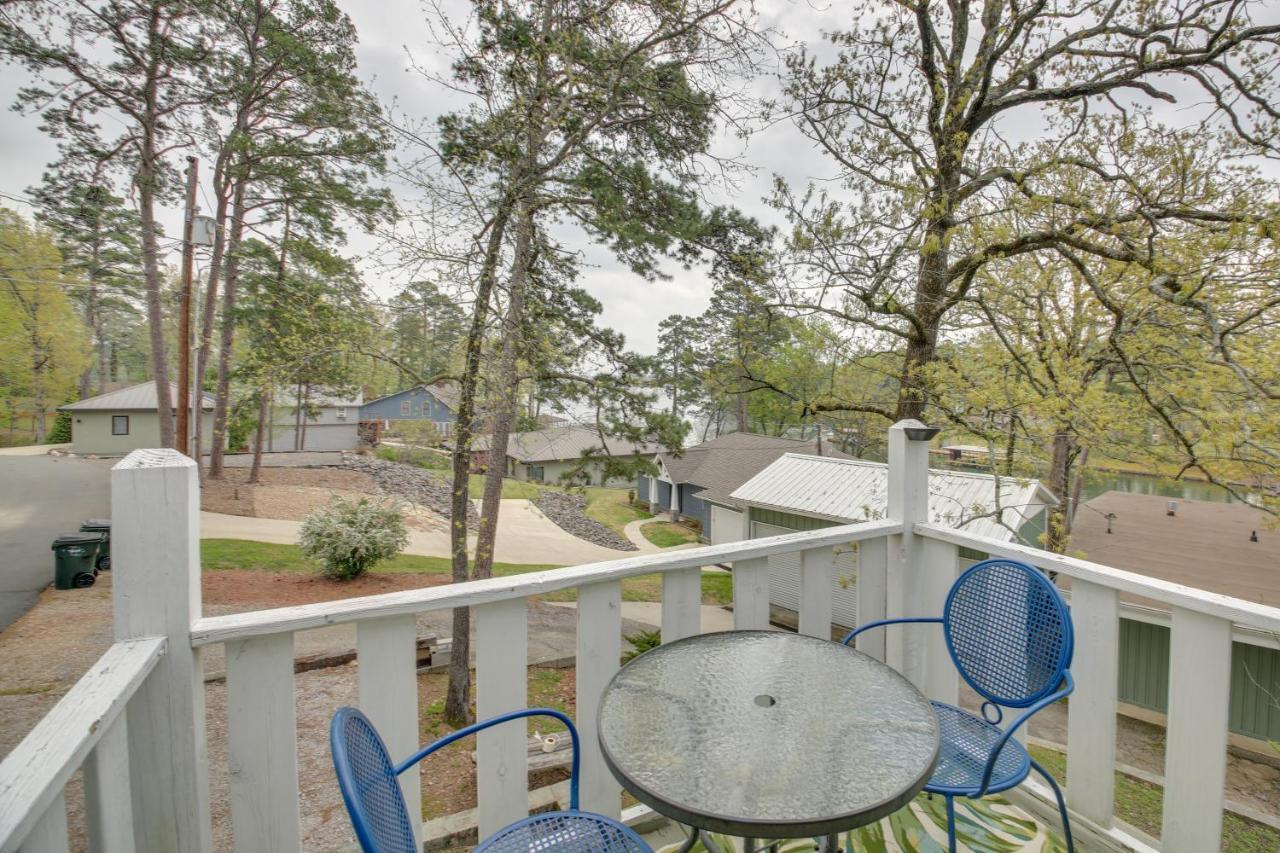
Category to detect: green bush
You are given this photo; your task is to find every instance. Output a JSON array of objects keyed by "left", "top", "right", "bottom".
[
  {"left": 45, "top": 411, "right": 72, "bottom": 443},
  {"left": 299, "top": 496, "right": 409, "bottom": 581},
  {"left": 622, "top": 628, "right": 661, "bottom": 663}
]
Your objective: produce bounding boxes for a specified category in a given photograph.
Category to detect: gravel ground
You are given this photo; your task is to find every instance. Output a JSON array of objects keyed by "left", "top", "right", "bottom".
[
  {"left": 533, "top": 491, "right": 636, "bottom": 551},
  {"left": 345, "top": 457, "right": 479, "bottom": 528}
]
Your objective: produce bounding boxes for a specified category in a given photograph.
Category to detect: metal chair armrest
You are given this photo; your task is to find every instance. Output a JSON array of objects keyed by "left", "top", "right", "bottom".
[
  {"left": 976, "top": 672, "right": 1074, "bottom": 796},
  {"left": 394, "top": 708, "right": 582, "bottom": 809},
  {"left": 840, "top": 617, "right": 943, "bottom": 647}
]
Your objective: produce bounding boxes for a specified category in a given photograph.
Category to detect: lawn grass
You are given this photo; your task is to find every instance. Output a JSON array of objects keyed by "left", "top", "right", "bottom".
[
  {"left": 1028, "top": 744, "right": 1279, "bottom": 852},
  {"left": 583, "top": 486, "right": 650, "bottom": 536},
  {"left": 201, "top": 538, "right": 734, "bottom": 604},
  {"left": 640, "top": 520, "right": 700, "bottom": 548}
]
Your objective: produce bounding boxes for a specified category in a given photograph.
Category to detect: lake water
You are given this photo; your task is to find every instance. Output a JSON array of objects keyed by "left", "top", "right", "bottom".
[{"left": 1080, "top": 470, "right": 1245, "bottom": 504}]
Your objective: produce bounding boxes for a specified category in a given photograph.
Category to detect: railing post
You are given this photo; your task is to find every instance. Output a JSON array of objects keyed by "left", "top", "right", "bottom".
[
  {"left": 661, "top": 568, "right": 701, "bottom": 642},
  {"left": 357, "top": 615, "right": 421, "bottom": 844},
  {"left": 83, "top": 715, "right": 134, "bottom": 853},
  {"left": 855, "top": 537, "right": 888, "bottom": 661},
  {"left": 475, "top": 598, "right": 529, "bottom": 838},
  {"left": 111, "top": 450, "right": 211, "bottom": 853},
  {"left": 886, "top": 420, "right": 930, "bottom": 688},
  {"left": 1162, "top": 607, "right": 1231, "bottom": 853},
  {"left": 1065, "top": 579, "right": 1118, "bottom": 829},
  {"left": 798, "top": 547, "right": 834, "bottom": 639},
  {"left": 733, "top": 508, "right": 769, "bottom": 629}
]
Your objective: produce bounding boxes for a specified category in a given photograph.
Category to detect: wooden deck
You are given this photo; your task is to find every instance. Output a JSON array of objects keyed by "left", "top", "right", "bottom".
[{"left": 1070, "top": 491, "right": 1279, "bottom": 608}]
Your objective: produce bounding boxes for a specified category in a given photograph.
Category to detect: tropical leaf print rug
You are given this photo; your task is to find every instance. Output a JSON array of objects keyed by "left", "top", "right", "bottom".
[{"left": 654, "top": 794, "right": 1070, "bottom": 852}]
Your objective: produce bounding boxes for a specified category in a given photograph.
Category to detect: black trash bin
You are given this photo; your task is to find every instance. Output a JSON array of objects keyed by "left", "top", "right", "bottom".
[
  {"left": 79, "top": 518, "right": 111, "bottom": 570},
  {"left": 52, "top": 533, "right": 104, "bottom": 589}
]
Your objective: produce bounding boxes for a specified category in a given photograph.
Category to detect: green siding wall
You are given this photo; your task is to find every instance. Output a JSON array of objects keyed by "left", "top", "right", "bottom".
[
  {"left": 748, "top": 508, "right": 841, "bottom": 531},
  {"left": 1118, "top": 619, "right": 1170, "bottom": 713}
]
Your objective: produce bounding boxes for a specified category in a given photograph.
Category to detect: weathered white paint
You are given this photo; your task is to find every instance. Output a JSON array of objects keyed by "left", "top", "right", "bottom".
[
  {"left": 192, "top": 521, "right": 902, "bottom": 646},
  {"left": 919, "top": 537, "right": 959, "bottom": 705},
  {"left": 357, "top": 615, "right": 422, "bottom": 844},
  {"left": 576, "top": 582, "right": 622, "bottom": 818},
  {"left": 886, "top": 421, "right": 930, "bottom": 688},
  {"left": 0, "top": 637, "right": 162, "bottom": 853},
  {"left": 18, "top": 794, "right": 67, "bottom": 853},
  {"left": 732, "top": 557, "right": 770, "bottom": 629},
  {"left": 1065, "top": 579, "right": 1119, "bottom": 828},
  {"left": 854, "top": 536, "right": 888, "bottom": 661},
  {"left": 475, "top": 599, "right": 528, "bottom": 839},
  {"left": 1162, "top": 607, "right": 1232, "bottom": 853},
  {"left": 226, "top": 633, "right": 300, "bottom": 853},
  {"left": 84, "top": 716, "right": 134, "bottom": 853},
  {"left": 798, "top": 547, "right": 834, "bottom": 639},
  {"left": 661, "top": 568, "right": 701, "bottom": 642},
  {"left": 917, "top": 523, "right": 1280, "bottom": 632},
  {"left": 111, "top": 451, "right": 211, "bottom": 853}
]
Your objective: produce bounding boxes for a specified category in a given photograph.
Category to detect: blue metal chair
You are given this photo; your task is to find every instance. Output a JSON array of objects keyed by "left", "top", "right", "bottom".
[
  {"left": 331, "top": 705, "right": 652, "bottom": 853},
  {"left": 843, "top": 558, "right": 1075, "bottom": 853}
]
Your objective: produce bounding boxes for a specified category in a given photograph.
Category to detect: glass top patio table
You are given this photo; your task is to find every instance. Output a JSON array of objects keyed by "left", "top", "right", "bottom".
[{"left": 598, "top": 630, "right": 940, "bottom": 841}]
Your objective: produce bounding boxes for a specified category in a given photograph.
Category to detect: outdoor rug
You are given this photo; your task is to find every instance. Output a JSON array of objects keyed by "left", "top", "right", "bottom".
[{"left": 654, "top": 793, "right": 1070, "bottom": 852}]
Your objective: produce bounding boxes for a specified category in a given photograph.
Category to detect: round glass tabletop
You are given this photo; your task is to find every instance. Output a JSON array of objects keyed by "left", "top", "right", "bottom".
[{"left": 598, "top": 630, "right": 940, "bottom": 838}]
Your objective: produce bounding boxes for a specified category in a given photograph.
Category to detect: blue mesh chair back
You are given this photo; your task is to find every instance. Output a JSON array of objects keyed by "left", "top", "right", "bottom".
[
  {"left": 944, "top": 558, "right": 1073, "bottom": 708},
  {"left": 331, "top": 707, "right": 417, "bottom": 853}
]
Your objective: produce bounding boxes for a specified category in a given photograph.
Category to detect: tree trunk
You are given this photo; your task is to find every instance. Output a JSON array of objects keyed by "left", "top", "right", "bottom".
[
  {"left": 443, "top": 203, "right": 513, "bottom": 728},
  {"left": 473, "top": 205, "right": 533, "bottom": 580},
  {"left": 1065, "top": 445, "right": 1090, "bottom": 537},
  {"left": 136, "top": 157, "right": 174, "bottom": 447},
  {"left": 1044, "top": 429, "right": 1074, "bottom": 552},
  {"left": 250, "top": 387, "right": 269, "bottom": 484},
  {"left": 193, "top": 160, "right": 233, "bottom": 472},
  {"left": 209, "top": 179, "right": 248, "bottom": 478}
]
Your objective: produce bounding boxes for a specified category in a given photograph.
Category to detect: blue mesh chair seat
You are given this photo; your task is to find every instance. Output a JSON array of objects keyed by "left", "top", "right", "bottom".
[
  {"left": 332, "top": 706, "right": 651, "bottom": 853},
  {"left": 844, "top": 558, "right": 1076, "bottom": 853},
  {"left": 927, "top": 702, "right": 1030, "bottom": 795},
  {"left": 476, "top": 810, "right": 651, "bottom": 852}
]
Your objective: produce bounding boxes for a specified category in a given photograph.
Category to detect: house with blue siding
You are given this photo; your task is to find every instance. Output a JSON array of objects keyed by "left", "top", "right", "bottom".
[
  {"left": 637, "top": 433, "right": 850, "bottom": 543},
  {"left": 360, "top": 381, "right": 461, "bottom": 435}
]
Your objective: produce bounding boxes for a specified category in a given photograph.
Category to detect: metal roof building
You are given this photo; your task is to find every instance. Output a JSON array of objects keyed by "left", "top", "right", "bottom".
[{"left": 731, "top": 453, "right": 1055, "bottom": 541}]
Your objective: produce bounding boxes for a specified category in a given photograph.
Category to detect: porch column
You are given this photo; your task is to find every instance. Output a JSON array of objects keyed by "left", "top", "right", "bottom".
[
  {"left": 112, "top": 450, "right": 211, "bottom": 853},
  {"left": 886, "top": 420, "right": 931, "bottom": 689}
]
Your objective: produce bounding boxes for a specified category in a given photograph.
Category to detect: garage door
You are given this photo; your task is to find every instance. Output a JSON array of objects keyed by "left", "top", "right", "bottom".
[
  {"left": 751, "top": 522, "right": 858, "bottom": 629},
  {"left": 709, "top": 505, "right": 741, "bottom": 545}
]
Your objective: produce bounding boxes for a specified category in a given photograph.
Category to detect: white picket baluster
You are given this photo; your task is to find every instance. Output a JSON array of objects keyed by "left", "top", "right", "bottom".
[
  {"left": 798, "top": 547, "right": 834, "bottom": 639},
  {"left": 226, "top": 633, "right": 300, "bottom": 853},
  {"left": 577, "top": 581, "right": 622, "bottom": 818},
  {"left": 1162, "top": 607, "right": 1232, "bottom": 853},
  {"left": 661, "top": 567, "right": 701, "bottom": 642},
  {"left": 1065, "top": 579, "right": 1118, "bottom": 829},
  {"left": 18, "top": 794, "right": 67, "bottom": 853},
  {"left": 886, "top": 421, "right": 930, "bottom": 688},
  {"left": 475, "top": 598, "right": 528, "bottom": 839},
  {"left": 732, "top": 557, "right": 770, "bottom": 629},
  {"left": 920, "top": 537, "right": 958, "bottom": 705},
  {"left": 855, "top": 537, "right": 888, "bottom": 661},
  {"left": 357, "top": 615, "right": 421, "bottom": 843},
  {"left": 83, "top": 716, "right": 134, "bottom": 853}
]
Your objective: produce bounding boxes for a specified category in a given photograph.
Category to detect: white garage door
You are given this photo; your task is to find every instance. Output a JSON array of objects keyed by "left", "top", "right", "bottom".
[
  {"left": 752, "top": 522, "right": 858, "bottom": 629},
  {"left": 709, "top": 505, "right": 742, "bottom": 545}
]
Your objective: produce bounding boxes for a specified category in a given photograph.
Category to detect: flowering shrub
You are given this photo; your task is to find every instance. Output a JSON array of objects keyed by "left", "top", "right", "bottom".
[{"left": 299, "top": 496, "right": 408, "bottom": 581}]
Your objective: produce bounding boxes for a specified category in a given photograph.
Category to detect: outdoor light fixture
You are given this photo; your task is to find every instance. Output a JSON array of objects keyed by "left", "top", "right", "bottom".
[{"left": 903, "top": 425, "right": 941, "bottom": 441}]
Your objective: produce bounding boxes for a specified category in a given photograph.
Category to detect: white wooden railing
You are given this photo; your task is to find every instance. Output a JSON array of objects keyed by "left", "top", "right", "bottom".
[{"left": 2, "top": 423, "right": 1278, "bottom": 853}]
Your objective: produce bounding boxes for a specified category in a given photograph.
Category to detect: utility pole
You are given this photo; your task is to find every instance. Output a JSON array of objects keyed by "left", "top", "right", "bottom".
[{"left": 176, "top": 156, "right": 198, "bottom": 456}]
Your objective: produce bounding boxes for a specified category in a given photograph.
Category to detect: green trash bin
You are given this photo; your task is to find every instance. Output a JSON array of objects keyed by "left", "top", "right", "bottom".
[
  {"left": 52, "top": 533, "right": 103, "bottom": 590},
  {"left": 79, "top": 518, "right": 111, "bottom": 570}
]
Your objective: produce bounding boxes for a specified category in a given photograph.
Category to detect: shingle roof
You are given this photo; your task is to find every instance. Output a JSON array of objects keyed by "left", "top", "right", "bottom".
[
  {"left": 475, "top": 426, "right": 662, "bottom": 463},
  {"left": 730, "top": 453, "right": 1056, "bottom": 542},
  {"left": 364, "top": 380, "right": 460, "bottom": 412},
  {"left": 658, "top": 433, "right": 852, "bottom": 506},
  {"left": 58, "top": 382, "right": 214, "bottom": 412}
]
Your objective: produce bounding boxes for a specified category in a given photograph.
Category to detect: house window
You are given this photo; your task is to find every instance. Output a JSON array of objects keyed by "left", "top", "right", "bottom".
[
  {"left": 529, "top": 465, "right": 545, "bottom": 482},
  {"left": 111, "top": 415, "right": 129, "bottom": 435},
  {"left": 336, "top": 407, "right": 347, "bottom": 420},
  {"left": 400, "top": 400, "right": 410, "bottom": 416}
]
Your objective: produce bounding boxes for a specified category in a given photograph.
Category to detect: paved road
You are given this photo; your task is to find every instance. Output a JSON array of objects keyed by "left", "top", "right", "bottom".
[{"left": 0, "top": 452, "right": 111, "bottom": 630}]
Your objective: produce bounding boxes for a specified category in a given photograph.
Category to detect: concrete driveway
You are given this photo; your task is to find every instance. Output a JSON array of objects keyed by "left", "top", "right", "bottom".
[
  {"left": 0, "top": 450, "right": 111, "bottom": 630},
  {"left": 202, "top": 498, "right": 633, "bottom": 566}
]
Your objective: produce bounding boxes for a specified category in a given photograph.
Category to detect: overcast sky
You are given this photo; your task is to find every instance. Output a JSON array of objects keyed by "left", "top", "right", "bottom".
[{"left": 1, "top": 1, "right": 1274, "bottom": 356}]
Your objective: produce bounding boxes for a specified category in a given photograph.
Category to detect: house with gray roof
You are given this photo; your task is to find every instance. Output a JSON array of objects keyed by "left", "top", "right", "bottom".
[
  {"left": 473, "top": 425, "right": 661, "bottom": 487},
  {"left": 728, "top": 452, "right": 1055, "bottom": 630},
  {"left": 58, "top": 381, "right": 218, "bottom": 456},
  {"left": 262, "top": 386, "right": 363, "bottom": 452},
  {"left": 637, "top": 432, "right": 851, "bottom": 543}
]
